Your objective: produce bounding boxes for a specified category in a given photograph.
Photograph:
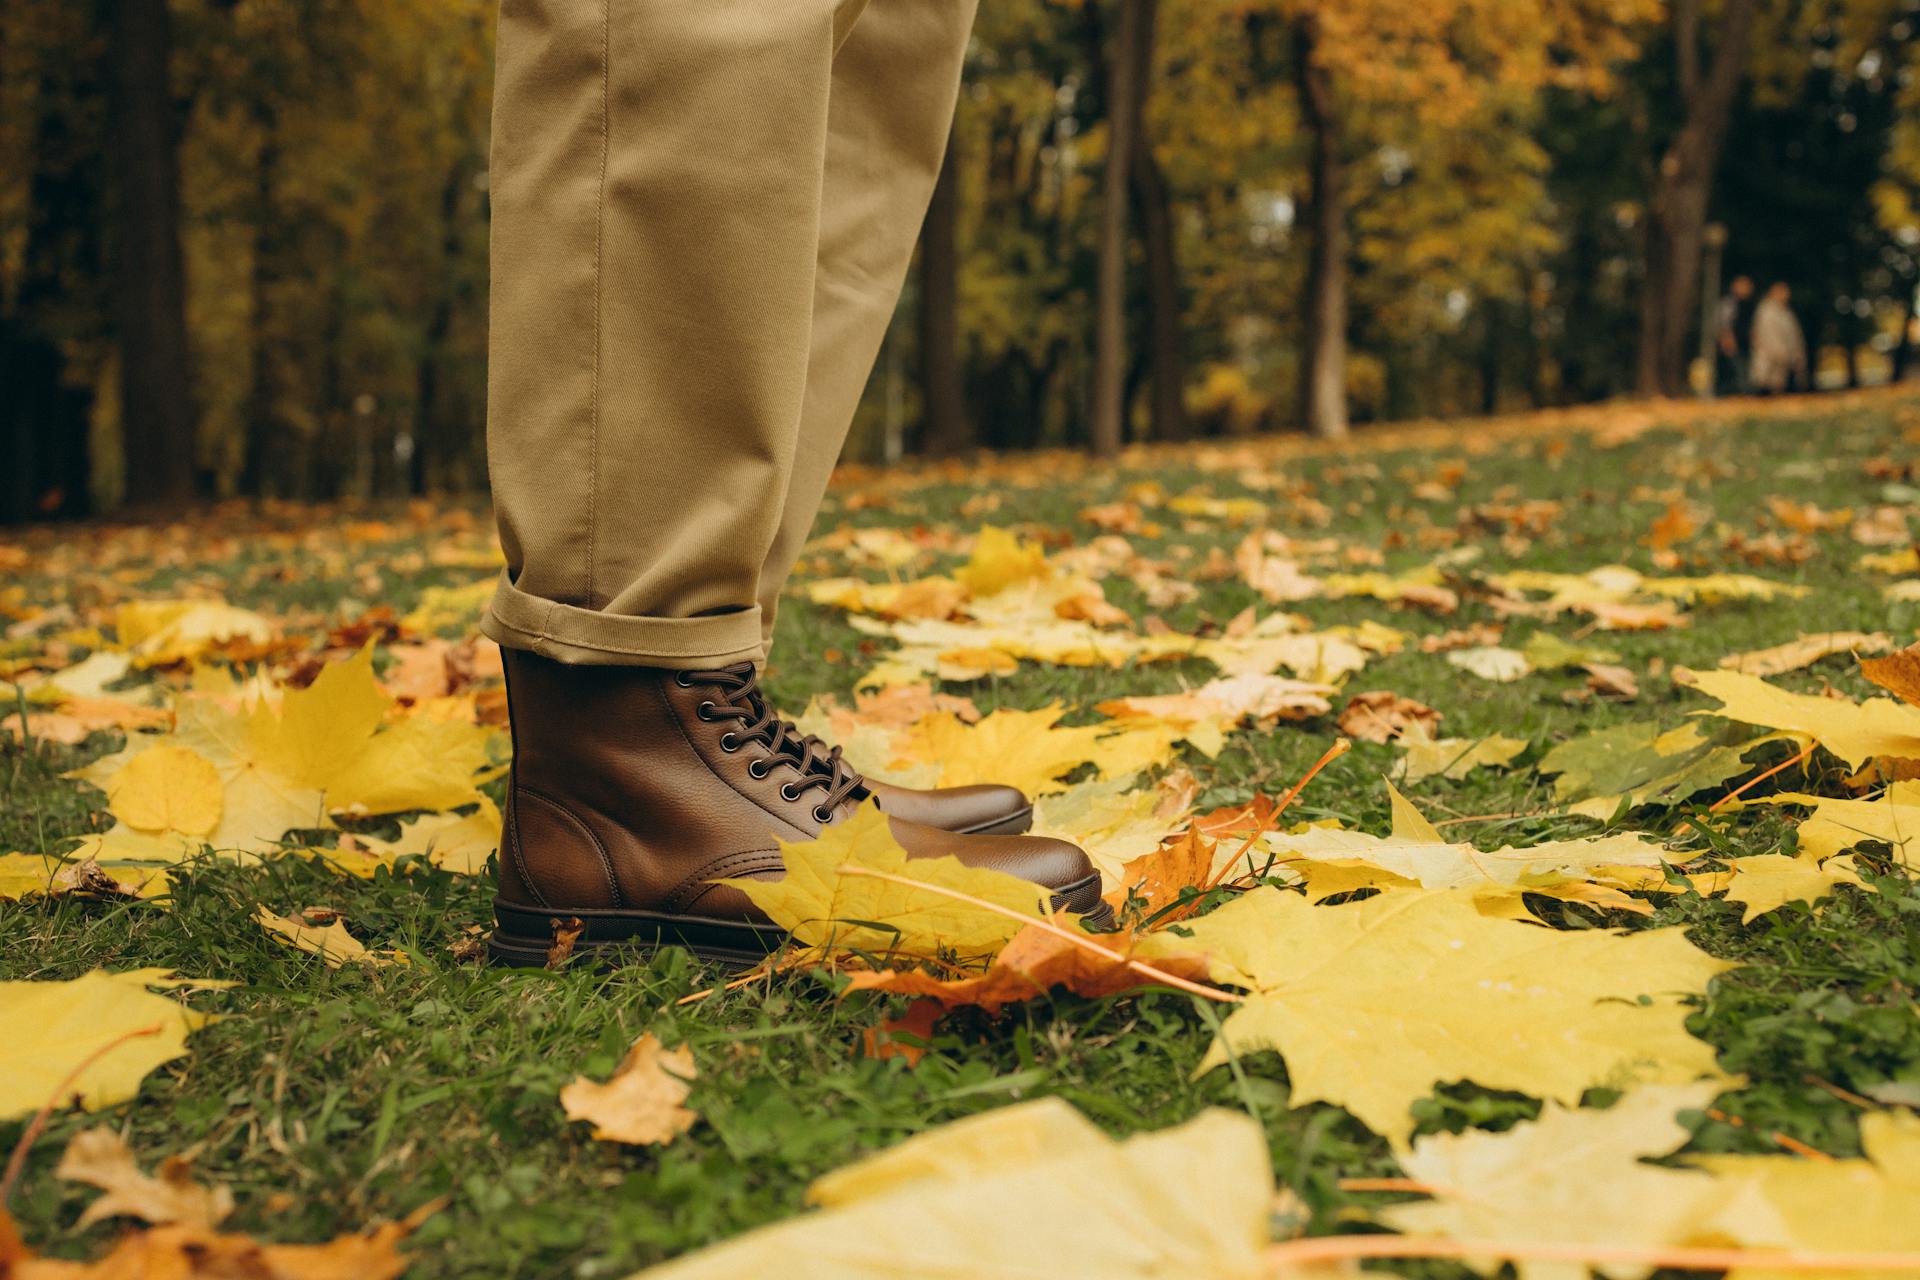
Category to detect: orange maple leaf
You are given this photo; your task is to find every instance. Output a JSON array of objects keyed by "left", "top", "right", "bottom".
[{"left": 846, "top": 925, "right": 1213, "bottom": 1015}]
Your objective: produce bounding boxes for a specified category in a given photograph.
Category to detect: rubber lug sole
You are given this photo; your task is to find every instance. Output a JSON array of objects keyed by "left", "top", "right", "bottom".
[{"left": 489, "top": 871, "right": 1115, "bottom": 969}]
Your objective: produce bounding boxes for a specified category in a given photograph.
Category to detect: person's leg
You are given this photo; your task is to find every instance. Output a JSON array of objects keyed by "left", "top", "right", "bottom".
[
  {"left": 485, "top": 0, "right": 862, "bottom": 670},
  {"left": 738, "top": 0, "right": 1038, "bottom": 837},
  {"left": 481, "top": 0, "right": 1103, "bottom": 965},
  {"left": 754, "top": 0, "right": 979, "bottom": 649}
]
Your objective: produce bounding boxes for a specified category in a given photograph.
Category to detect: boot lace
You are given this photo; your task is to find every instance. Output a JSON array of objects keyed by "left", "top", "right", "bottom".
[{"left": 678, "top": 665, "right": 867, "bottom": 822}]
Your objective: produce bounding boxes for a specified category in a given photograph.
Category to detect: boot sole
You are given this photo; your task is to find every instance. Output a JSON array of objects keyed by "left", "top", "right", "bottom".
[{"left": 488, "top": 870, "right": 1113, "bottom": 970}]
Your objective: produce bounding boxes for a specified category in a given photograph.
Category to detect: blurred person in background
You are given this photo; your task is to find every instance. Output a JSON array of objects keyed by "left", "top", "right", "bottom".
[
  {"left": 1714, "top": 274, "right": 1755, "bottom": 395},
  {"left": 476, "top": 1, "right": 1108, "bottom": 968},
  {"left": 1748, "top": 282, "right": 1808, "bottom": 395}
]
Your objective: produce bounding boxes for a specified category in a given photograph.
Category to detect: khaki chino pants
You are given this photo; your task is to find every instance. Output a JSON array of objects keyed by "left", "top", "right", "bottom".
[{"left": 482, "top": 0, "right": 976, "bottom": 668}]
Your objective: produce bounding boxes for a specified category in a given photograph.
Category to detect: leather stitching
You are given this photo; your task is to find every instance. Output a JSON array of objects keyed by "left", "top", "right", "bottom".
[
  {"left": 664, "top": 849, "right": 783, "bottom": 915},
  {"left": 516, "top": 786, "right": 623, "bottom": 908},
  {"left": 503, "top": 794, "right": 550, "bottom": 909}
]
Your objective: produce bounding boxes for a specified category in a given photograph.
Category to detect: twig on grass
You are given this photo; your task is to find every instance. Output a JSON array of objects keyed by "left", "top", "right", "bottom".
[
  {"left": 1709, "top": 740, "right": 1818, "bottom": 812},
  {"left": 1192, "top": 738, "right": 1351, "bottom": 905}
]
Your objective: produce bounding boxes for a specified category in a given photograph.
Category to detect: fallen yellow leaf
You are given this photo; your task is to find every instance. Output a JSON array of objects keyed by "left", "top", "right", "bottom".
[
  {"left": 0, "top": 969, "right": 226, "bottom": 1120},
  {"left": 629, "top": 1099, "right": 1272, "bottom": 1279},
  {"left": 723, "top": 803, "right": 1051, "bottom": 959},
  {"left": 1156, "top": 887, "right": 1731, "bottom": 1146}
]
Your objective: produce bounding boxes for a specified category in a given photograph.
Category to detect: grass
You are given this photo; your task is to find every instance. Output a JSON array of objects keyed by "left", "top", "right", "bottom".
[{"left": 4, "top": 390, "right": 1920, "bottom": 1275}]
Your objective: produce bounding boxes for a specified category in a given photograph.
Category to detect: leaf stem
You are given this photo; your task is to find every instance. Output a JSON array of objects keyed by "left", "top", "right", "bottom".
[
  {"left": 833, "top": 866, "right": 1240, "bottom": 1004},
  {"left": 1709, "top": 740, "right": 1817, "bottom": 812},
  {"left": 1201, "top": 737, "right": 1351, "bottom": 896},
  {"left": 1, "top": 1022, "right": 164, "bottom": 1208},
  {"left": 1263, "top": 1234, "right": 1920, "bottom": 1273}
]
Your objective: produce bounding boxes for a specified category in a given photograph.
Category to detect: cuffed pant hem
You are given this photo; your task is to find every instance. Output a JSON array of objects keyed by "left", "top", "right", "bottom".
[{"left": 482, "top": 571, "right": 766, "bottom": 669}]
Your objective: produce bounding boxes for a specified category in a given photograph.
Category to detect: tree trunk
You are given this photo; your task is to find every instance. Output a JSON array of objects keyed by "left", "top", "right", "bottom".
[
  {"left": 0, "top": 20, "right": 104, "bottom": 526},
  {"left": 108, "top": 0, "right": 197, "bottom": 509},
  {"left": 917, "top": 127, "right": 971, "bottom": 455},
  {"left": 1295, "top": 16, "right": 1348, "bottom": 440},
  {"left": 1128, "top": 0, "right": 1188, "bottom": 441},
  {"left": 241, "top": 105, "right": 280, "bottom": 499},
  {"left": 1636, "top": 0, "right": 1758, "bottom": 397},
  {"left": 1893, "top": 279, "right": 1917, "bottom": 383},
  {"left": 413, "top": 164, "right": 468, "bottom": 493},
  {"left": 1090, "top": 0, "right": 1146, "bottom": 457}
]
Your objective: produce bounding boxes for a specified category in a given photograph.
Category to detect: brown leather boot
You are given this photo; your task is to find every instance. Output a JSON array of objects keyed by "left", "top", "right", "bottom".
[{"left": 489, "top": 649, "right": 1110, "bottom": 966}]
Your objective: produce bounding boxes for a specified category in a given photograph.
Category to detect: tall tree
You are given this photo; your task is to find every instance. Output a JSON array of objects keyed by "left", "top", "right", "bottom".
[
  {"left": 1292, "top": 13, "right": 1347, "bottom": 438},
  {"left": 918, "top": 128, "right": 972, "bottom": 454},
  {"left": 0, "top": 2, "right": 106, "bottom": 523},
  {"left": 108, "top": 0, "right": 197, "bottom": 508},
  {"left": 1247, "top": 0, "right": 1655, "bottom": 435},
  {"left": 1091, "top": 0, "right": 1151, "bottom": 456},
  {"left": 1635, "top": 0, "right": 1761, "bottom": 396},
  {"left": 1130, "top": 1, "right": 1189, "bottom": 440}
]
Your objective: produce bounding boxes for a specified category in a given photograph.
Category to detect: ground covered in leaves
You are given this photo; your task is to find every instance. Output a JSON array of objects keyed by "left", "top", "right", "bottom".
[{"left": 5, "top": 390, "right": 1920, "bottom": 1277}]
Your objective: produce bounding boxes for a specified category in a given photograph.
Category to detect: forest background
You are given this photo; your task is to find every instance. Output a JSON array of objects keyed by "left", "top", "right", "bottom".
[{"left": 5, "top": 0, "right": 1920, "bottom": 522}]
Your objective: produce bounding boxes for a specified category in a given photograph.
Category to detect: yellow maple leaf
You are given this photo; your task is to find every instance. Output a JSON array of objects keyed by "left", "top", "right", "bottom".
[
  {"left": 1095, "top": 673, "right": 1335, "bottom": 757},
  {"left": 1382, "top": 1083, "right": 1729, "bottom": 1280},
  {"left": 1156, "top": 887, "right": 1731, "bottom": 1145},
  {"left": 336, "top": 799, "right": 502, "bottom": 875},
  {"left": 106, "top": 742, "right": 224, "bottom": 837},
  {"left": 722, "top": 803, "right": 1050, "bottom": 959},
  {"left": 955, "top": 526, "right": 1051, "bottom": 597},
  {"left": 1771, "top": 781, "right": 1920, "bottom": 864},
  {"left": 629, "top": 1099, "right": 1271, "bottom": 1279},
  {"left": 1718, "top": 631, "right": 1893, "bottom": 677},
  {"left": 74, "top": 649, "right": 492, "bottom": 855},
  {"left": 896, "top": 704, "right": 1153, "bottom": 796},
  {"left": 1031, "top": 777, "right": 1185, "bottom": 887},
  {"left": 115, "top": 600, "right": 275, "bottom": 667},
  {"left": 1397, "top": 728, "right": 1528, "bottom": 782},
  {"left": 559, "top": 1033, "right": 699, "bottom": 1146},
  {"left": 0, "top": 854, "right": 168, "bottom": 902},
  {"left": 1693, "top": 1109, "right": 1920, "bottom": 1280},
  {"left": 1445, "top": 646, "right": 1531, "bottom": 682},
  {"left": 1715, "top": 854, "right": 1864, "bottom": 924},
  {"left": 1263, "top": 779, "right": 1671, "bottom": 898},
  {"left": 1679, "top": 669, "right": 1920, "bottom": 769},
  {"left": 0, "top": 970, "right": 226, "bottom": 1120},
  {"left": 254, "top": 907, "right": 403, "bottom": 968}
]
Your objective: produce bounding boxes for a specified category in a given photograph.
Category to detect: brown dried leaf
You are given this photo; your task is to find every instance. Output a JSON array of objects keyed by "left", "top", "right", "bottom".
[
  {"left": 1337, "top": 690, "right": 1441, "bottom": 744},
  {"left": 845, "top": 924, "right": 1213, "bottom": 1015},
  {"left": 1109, "top": 830, "right": 1216, "bottom": 915},
  {"left": 559, "top": 1034, "right": 699, "bottom": 1146},
  {"left": 1861, "top": 644, "right": 1920, "bottom": 708},
  {"left": 56, "top": 1129, "right": 234, "bottom": 1230},
  {"left": 544, "top": 916, "right": 586, "bottom": 969}
]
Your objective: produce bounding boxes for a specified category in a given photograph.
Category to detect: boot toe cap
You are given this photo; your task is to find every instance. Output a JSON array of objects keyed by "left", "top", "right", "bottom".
[{"left": 866, "top": 780, "right": 1033, "bottom": 835}]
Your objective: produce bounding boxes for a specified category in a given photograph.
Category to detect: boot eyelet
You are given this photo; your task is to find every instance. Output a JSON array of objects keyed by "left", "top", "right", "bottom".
[
  {"left": 674, "top": 671, "right": 695, "bottom": 687},
  {"left": 696, "top": 700, "right": 716, "bottom": 720},
  {"left": 780, "top": 782, "right": 802, "bottom": 802},
  {"left": 719, "top": 733, "right": 740, "bottom": 753},
  {"left": 748, "top": 758, "right": 771, "bottom": 779},
  {"left": 812, "top": 805, "right": 833, "bottom": 823}
]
